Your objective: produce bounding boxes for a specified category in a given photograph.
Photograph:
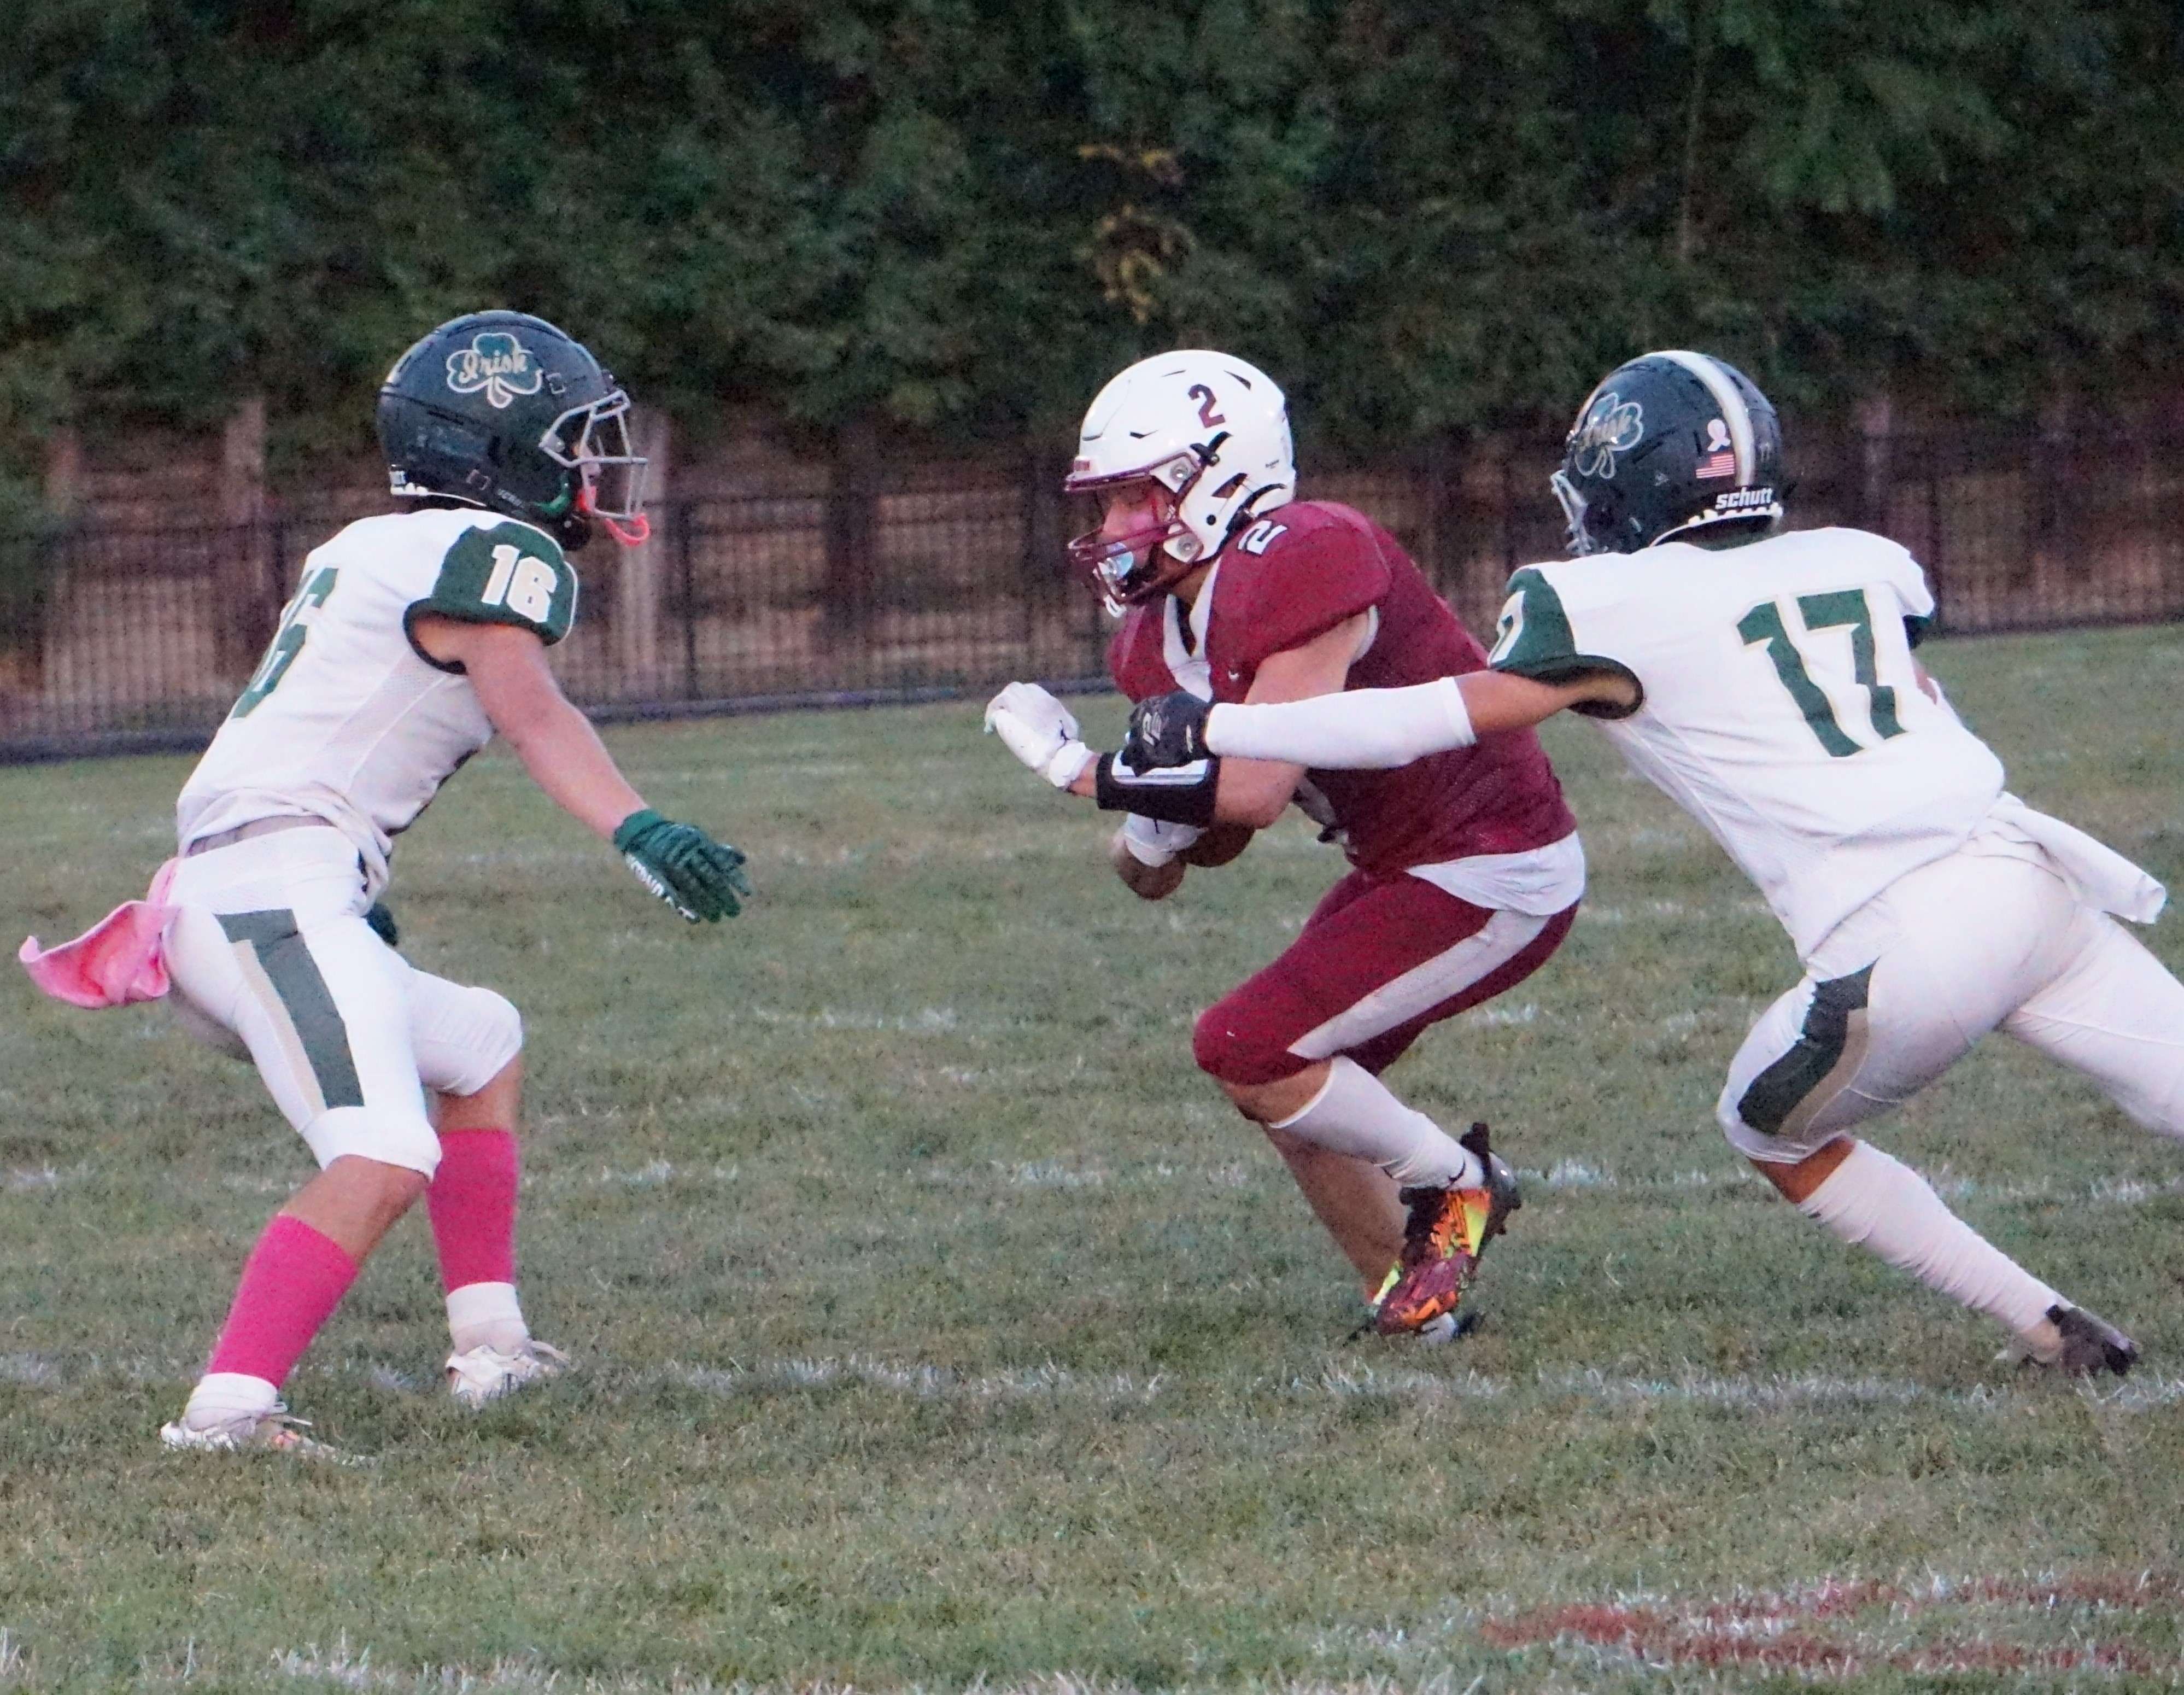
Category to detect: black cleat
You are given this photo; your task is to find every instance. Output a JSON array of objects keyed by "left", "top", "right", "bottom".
[
  {"left": 1461, "top": 1122, "right": 1523, "bottom": 1243},
  {"left": 2048, "top": 1303, "right": 2138, "bottom": 1377}
]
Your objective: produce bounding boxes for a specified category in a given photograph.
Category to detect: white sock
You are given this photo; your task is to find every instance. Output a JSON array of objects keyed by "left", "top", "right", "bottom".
[
  {"left": 183, "top": 1371, "right": 280, "bottom": 1431},
  {"left": 1268, "top": 1057, "right": 1483, "bottom": 1190},
  {"left": 1796, "top": 1141, "right": 2064, "bottom": 1345},
  {"left": 446, "top": 1282, "right": 530, "bottom": 1355}
]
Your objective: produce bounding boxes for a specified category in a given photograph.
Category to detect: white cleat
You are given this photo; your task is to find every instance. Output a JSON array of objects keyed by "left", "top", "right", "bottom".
[
  {"left": 159, "top": 1404, "right": 361, "bottom": 1464},
  {"left": 445, "top": 1338, "right": 570, "bottom": 1409}
]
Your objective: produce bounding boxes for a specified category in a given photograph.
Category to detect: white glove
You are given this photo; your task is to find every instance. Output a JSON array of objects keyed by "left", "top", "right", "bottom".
[
  {"left": 984, "top": 682, "right": 1096, "bottom": 789},
  {"left": 1120, "top": 813, "right": 1204, "bottom": 868}
]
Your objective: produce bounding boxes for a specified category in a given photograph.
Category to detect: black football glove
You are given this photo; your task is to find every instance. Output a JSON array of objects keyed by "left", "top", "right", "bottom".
[
  {"left": 613, "top": 809, "right": 753, "bottom": 923},
  {"left": 1123, "top": 691, "right": 1215, "bottom": 770}
]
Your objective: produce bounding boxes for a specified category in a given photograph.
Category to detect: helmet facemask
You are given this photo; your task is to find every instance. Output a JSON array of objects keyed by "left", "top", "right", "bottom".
[
  {"left": 542, "top": 388, "right": 650, "bottom": 546},
  {"left": 1549, "top": 467, "right": 1605, "bottom": 557},
  {"left": 1064, "top": 449, "right": 1210, "bottom": 616}
]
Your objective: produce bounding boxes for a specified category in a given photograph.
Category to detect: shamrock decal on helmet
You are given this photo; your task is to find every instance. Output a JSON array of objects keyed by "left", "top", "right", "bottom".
[
  {"left": 1570, "top": 391, "right": 1644, "bottom": 481},
  {"left": 444, "top": 332, "right": 544, "bottom": 410}
]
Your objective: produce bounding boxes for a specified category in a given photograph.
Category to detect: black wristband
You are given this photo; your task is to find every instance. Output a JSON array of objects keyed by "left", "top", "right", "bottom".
[{"left": 1093, "top": 751, "right": 1221, "bottom": 827}]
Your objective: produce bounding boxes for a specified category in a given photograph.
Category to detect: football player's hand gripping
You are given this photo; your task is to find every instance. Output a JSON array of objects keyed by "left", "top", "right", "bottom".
[
  {"left": 1122, "top": 691, "right": 1214, "bottom": 769},
  {"left": 983, "top": 682, "right": 1096, "bottom": 789}
]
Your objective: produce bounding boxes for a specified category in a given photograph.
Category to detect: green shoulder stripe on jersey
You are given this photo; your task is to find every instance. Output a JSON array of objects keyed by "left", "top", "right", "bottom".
[
  {"left": 1487, "top": 566, "right": 1642, "bottom": 720},
  {"left": 414, "top": 522, "right": 578, "bottom": 658}
]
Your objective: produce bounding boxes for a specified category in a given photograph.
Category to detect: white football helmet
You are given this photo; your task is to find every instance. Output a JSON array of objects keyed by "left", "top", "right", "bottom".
[{"left": 1064, "top": 349, "right": 1296, "bottom": 611}]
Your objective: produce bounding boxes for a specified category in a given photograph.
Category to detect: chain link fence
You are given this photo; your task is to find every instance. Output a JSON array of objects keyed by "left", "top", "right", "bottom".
[{"left": 1, "top": 419, "right": 2177, "bottom": 761}]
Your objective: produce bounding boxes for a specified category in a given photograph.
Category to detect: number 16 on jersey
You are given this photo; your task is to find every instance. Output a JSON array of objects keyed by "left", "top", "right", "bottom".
[{"left": 479, "top": 543, "right": 560, "bottom": 623}]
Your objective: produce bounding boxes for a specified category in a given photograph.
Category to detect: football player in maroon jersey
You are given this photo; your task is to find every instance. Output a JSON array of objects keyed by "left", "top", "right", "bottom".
[{"left": 986, "top": 350, "right": 1585, "bottom": 1336}]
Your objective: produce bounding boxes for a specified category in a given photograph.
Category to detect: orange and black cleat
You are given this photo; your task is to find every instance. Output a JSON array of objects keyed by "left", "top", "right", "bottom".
[{"left": 1367, "top": 1124, "right": 1521, "bottom": 1337}]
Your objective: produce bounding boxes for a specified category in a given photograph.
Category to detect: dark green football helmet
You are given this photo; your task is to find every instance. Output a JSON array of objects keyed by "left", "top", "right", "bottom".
[
  {"left": 1550, "top": 350, "right": 1782, "bottom": 556},
  {"left": 376, "top": 311, "right": 649, "bottom": 548}
]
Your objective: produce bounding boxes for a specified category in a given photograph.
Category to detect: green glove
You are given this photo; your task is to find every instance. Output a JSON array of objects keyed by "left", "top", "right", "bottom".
[
  {"left": 363, "top": 901, "right": 399, "bottom": 948},
  {"left": 612, "top": 809, "right": 752, "bottom": 923}
]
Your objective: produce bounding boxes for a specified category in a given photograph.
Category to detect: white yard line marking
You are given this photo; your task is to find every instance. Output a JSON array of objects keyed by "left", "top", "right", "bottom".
[
  {"left": 2, "top": 1342, "right": 2176, "bottom": 1416},
  {"left": 746, "top": 1005, "right": 968, "bottom": 1033},
  {"left": 24, "top": 1156, "right": 2184, "bottom": 1208},
  {"left": 660, "top": 1357, "right": 1166, "bottom": 1405},
  {"left": 259, "top": 1637, "right": 1489, "bottom": 1695}
]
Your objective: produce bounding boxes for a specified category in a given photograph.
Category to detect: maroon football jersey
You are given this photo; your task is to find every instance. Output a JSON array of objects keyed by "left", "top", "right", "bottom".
[{"left": 1107, "top": 500, "right": 1576, "bottom": 877}]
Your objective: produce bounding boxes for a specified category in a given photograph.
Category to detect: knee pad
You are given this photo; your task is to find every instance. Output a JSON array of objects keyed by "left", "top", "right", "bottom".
[
  {"left": 420, "top": 987, "right": 524, "bottom": 1099},
  {"left": 302, "top": 1104, "right": 441, "bottom": 1178},
  {"left": 466, "top": 988, "right": 525, "bottom": 1081}
]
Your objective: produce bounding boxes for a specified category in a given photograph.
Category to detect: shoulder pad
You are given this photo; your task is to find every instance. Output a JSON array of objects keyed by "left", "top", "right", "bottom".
[
  {"left": 415, "top": 518, "right": 578, "bottom": 645},
  {"left": 1210, "top": 503, "right": 1390, "bottom": 670}
]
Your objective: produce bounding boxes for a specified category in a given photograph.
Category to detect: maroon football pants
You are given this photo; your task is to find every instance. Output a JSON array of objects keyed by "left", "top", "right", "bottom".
[{"left": 1192, "top": 868, "right": 1577, "bottom": 1088}]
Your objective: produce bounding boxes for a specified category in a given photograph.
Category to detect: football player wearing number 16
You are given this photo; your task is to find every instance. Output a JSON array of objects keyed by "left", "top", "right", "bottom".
[
  {"left": 988, "top": 350, "right": 1585, "bottom": 1340},
  {"left": 1126, "top": 349, "right": 2177, "bottom": 1375},
  {"left": 149, "top": 311, "right": 750, "bottom": 1454}
]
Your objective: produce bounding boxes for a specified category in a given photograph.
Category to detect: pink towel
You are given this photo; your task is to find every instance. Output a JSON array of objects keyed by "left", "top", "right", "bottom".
[{"left": 19, "top": 858, "right": 180, "bottom": 1009}]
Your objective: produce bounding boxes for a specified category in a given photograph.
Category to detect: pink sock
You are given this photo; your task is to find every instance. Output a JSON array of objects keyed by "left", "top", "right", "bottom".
[
  {"left": 206, "top": 1214, "right": 359, "bottom": 1386},
  {"left": 428, "top": 1128, "right": 519, "bottom": 1291}
]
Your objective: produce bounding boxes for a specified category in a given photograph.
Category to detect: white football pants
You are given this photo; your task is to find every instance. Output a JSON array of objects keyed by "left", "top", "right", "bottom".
[
  {"left": 163, "top": 825, "right": 523, "bottom": 1177},
  {"left": 1720, "top": 841, "right": 2184, "bottom": 1162}
]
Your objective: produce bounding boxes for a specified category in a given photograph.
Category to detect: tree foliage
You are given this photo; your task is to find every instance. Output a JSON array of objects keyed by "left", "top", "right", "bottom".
[{"left": 3, "top": 0, "right": 2176, "bottom": 481}]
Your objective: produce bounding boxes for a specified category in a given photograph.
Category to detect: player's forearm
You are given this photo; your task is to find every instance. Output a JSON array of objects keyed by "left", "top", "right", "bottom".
[
  {"left": 496, "top": 694, "right": 646, "bottom": 839},
  {"left": 1198, "top": 672, "right": 1603, "bottom": 769},
  {"left": 1213, "top": 756, "right": 1305, "bottom": 828},
  {"left": 1202, "top": 677, "right": 1478, "bottom": 768},
  {"left": 1076, "top": 739, "right": 1308, "bottom": 828}
]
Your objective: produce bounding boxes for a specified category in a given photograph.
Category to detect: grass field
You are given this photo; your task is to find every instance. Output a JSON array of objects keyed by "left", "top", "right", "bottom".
[{"left": 4, "top": 623, "right": 2184, "bottom": 1693}]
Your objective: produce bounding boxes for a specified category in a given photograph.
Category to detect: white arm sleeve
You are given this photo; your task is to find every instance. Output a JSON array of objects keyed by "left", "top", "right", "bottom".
[{"left": 1201, "top": 677, "right": 1474, "bottom": 770}]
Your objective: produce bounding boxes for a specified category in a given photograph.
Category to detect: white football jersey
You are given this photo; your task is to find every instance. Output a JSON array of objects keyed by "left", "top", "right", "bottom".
[
  {"left": 178, "top": 507, "right": 579, "bottom": 894},
  {"left": 1489, "top": 527, "right": 2003, "bottom": 957}
]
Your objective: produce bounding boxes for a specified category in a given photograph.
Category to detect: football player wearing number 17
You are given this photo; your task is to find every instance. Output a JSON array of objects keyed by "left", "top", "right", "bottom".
[
  {"left": 130, "top": 312, "right": 750, "bottom": 1453},
  {"left": 1124, "top": 350, "right": 2177, "bottom": 1375}
]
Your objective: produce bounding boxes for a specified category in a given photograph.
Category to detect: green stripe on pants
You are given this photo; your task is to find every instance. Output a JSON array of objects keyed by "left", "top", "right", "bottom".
[
  {"left": 218, "top": 909, "right": 366, "bottom": 1110},
  {"left": 1736, "top": 965, "right": 1875, "bottom": 1139}
]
